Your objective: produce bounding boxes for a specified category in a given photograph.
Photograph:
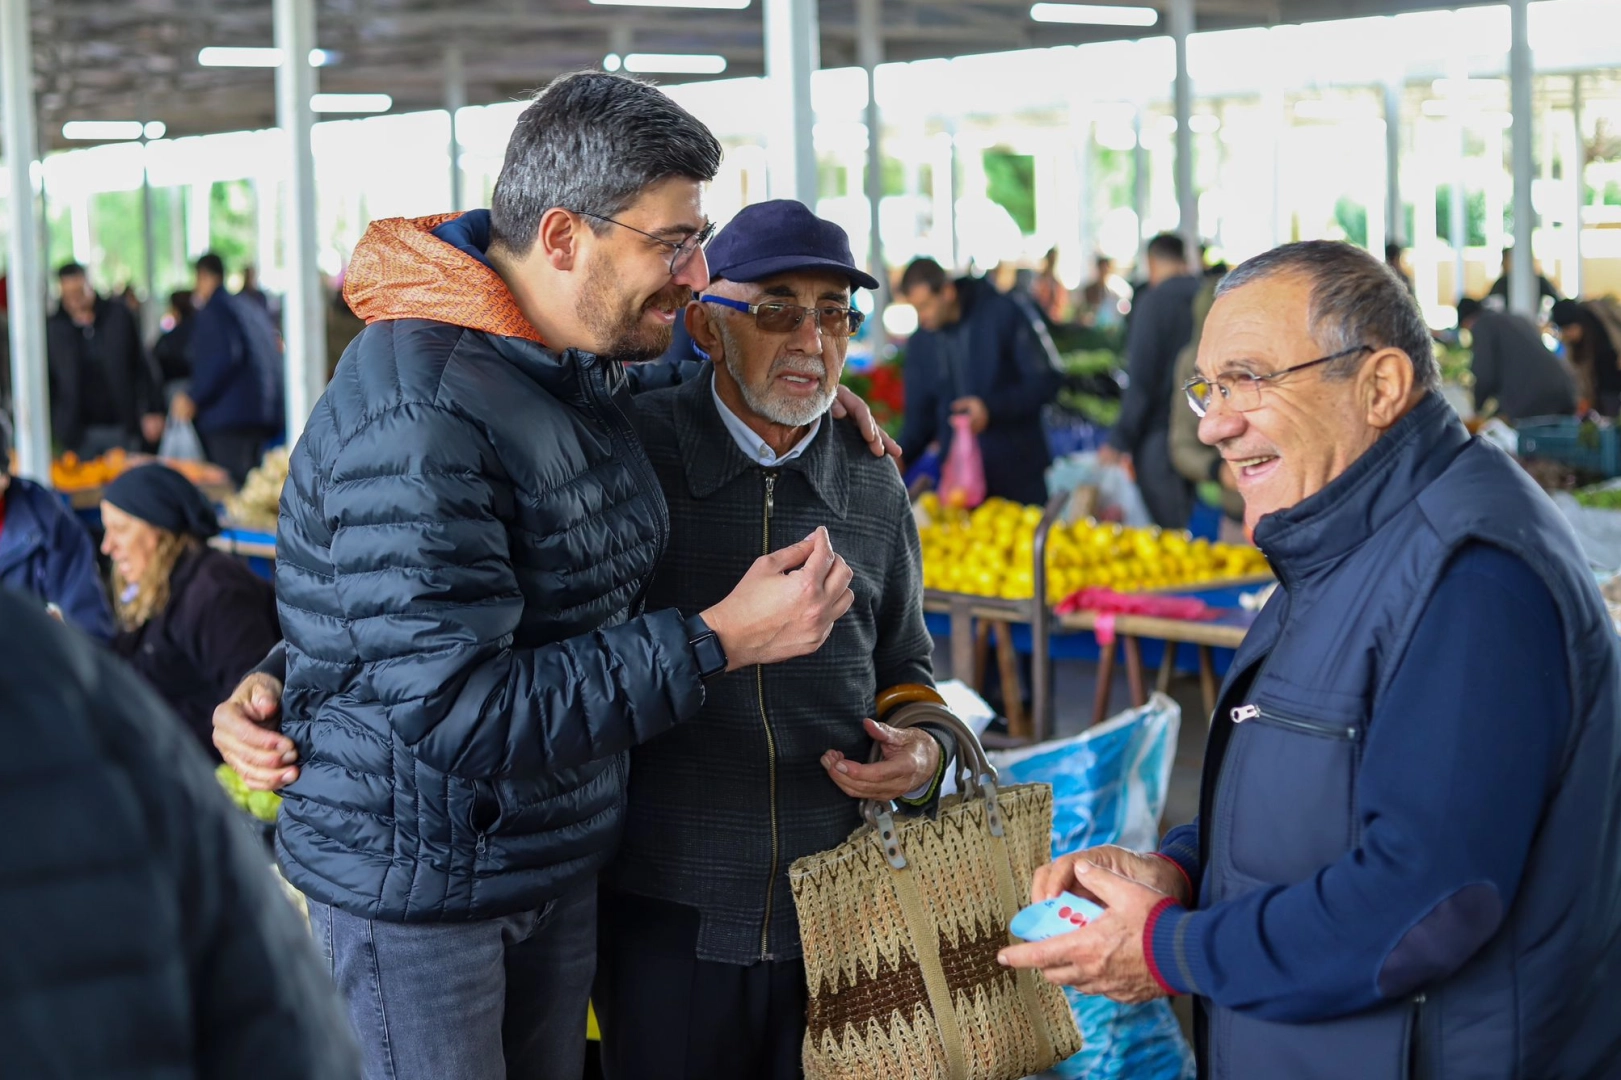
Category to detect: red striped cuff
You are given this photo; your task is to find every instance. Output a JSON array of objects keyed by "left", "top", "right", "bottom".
[
  {"left": 1143, "top": 897, "right": 1182, "bottom": 996},
  {"left": 1151, "top": 851, "right": 1195, "bottom": 903}
]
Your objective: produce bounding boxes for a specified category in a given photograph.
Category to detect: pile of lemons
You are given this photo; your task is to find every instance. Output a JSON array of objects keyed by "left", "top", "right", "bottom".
[{"left": 917, "top": 494, "right": 1271, "bottom": 603}]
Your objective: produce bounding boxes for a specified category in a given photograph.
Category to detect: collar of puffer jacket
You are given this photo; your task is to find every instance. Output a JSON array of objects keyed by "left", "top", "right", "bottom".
[{"left": 342, "top": 210, "right": 544, "bottom": 344}]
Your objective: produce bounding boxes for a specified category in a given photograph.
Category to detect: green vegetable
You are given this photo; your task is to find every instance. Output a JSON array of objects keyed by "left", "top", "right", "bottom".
[
  {"left": 216, "top": 762, "right": 282, "bottom": 822},
  {"left": 1574, "top": 486, "right": 1621, "bottom": 510}
]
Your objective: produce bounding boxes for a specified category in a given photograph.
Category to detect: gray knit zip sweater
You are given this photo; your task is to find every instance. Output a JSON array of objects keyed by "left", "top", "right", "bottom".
[{"left": 607, "top": 374, "right": 935, "bottom": 965}]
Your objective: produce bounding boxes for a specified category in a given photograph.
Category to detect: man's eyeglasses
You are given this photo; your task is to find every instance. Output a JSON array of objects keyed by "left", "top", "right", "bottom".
[
  {"left": 570, "top": 210, "right": 717, "bottom": 277},
  {"left": 700, "top": 295, "right": 865, "bottom": 338},
  {"left": 1183, "top": 344, "right": 1373, "bottom": 417}
]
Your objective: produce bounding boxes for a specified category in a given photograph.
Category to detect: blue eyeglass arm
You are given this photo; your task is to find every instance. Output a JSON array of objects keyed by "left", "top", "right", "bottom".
[{"left": 698, "top": 294, "right": 753, "bottom": 314}]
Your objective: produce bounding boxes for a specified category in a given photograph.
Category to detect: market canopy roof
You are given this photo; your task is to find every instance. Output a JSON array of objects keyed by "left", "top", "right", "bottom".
[{"left": 26, "top": 0, "right": 1506, "bottom": 149}]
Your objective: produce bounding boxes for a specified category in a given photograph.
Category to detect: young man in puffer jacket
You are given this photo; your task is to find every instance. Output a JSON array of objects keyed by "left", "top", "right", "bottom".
[{"left": 206, "top": 72, "right": 897, "bottom": 1080}]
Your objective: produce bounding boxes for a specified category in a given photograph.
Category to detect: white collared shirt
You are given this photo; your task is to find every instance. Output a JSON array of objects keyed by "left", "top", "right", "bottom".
[{"left": 710, "top": 373, "right": 822, "bottom": 467}]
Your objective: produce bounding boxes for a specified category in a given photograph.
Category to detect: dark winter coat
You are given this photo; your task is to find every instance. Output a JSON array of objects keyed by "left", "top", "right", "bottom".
[
  {"left": 0, "top": 586, "right": 359, "bottom": 1079},
  {"left": 0, "top": 476, "right": 115, "bottom": 640},
  {"left": 900, "top": 276, "right": 1060, "bottom": 506},
  {"left": 46, "top": 297, "right": 161, "bottom": 453},
  {"left": 113, "top": 544, "right": 280, "bottom": 756},
  {"left": 273, "top": 211, "right": 707, "bottom": 923},
  {"left": 609, "top": 375, "right": 935, "bottom": 964}
]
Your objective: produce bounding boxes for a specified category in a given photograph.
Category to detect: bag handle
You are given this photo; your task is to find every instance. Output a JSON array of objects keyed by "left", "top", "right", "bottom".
[{"left": 860, "top": 696, "right": 1006, "bottom": 870}]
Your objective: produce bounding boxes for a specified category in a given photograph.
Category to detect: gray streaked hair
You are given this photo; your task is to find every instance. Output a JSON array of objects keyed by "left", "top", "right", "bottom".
[
  {"left": 489, "top": 72, "right": 723, "bottom": 257},
  {"left": 1215, "top": 240, "right": 1440, "bottom": 392}
]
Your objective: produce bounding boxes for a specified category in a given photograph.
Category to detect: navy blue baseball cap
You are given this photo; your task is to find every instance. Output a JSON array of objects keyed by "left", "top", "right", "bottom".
[{"left": 704, "top": 199, "right": 880, "bottom": 291}]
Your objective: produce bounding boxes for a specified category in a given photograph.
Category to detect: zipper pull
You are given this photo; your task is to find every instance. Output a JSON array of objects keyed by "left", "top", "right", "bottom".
[
  {"left": 765, "top": 473, "right": 776, "bottom": 516},
  {"left": 475, "top": 832, "right": 487, "bottom": 857},
  {"left": 1231, "top": 704, "right": 1259, "bottom": 724}
]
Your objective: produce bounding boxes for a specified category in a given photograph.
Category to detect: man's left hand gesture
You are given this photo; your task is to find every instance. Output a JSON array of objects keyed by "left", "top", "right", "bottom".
[
  {"left": 821, "top": 718, "right": 940, "bottom": 801},
  {"left": 998, "top": 860, "right": 1175, "bottom": 1005}
]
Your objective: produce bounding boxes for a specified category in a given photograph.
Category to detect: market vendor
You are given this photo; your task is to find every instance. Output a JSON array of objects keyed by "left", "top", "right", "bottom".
[
  {"left": 102, "top": 463, "right": 280, "bottom": 754},
  {"left": 0, "top": 411, "right": 116, "bottom": 640},
  {"left": 898, "top": 256, "right": 1060, "bottom": 506},
  {"left": 1456, "top": 297, "right": 1576, "bottom": 421},
  {"left": 1000, "top": 240, "right": 1621, "bottom": 1079}
]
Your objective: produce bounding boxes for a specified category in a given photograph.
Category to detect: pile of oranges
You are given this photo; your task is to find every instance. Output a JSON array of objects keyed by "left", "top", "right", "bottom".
[
  {"left": 51, "top": 448, "right": 230, "bottom": 493},
  {"left": 917, "top": 494, "right": 1270, "bottom": 604}
]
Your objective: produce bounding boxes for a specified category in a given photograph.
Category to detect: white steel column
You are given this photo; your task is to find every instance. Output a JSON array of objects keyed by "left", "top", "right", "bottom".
[
  {"left": 1508, "top": 0, "right": 1535, "bottom": 316},
  {"left": 857, "top": 0, "right": 886, "bottom": 328},
  {"left": 445, "top": 46, "right": 466, "bottom": 212},
  {"left": 1450, "top": 124, "right": 1467, "bottom": 303},
  {"left": 1133, "top": 103, "right": 1149, "bottom": 269},
  {"left": 764, "top": 0, "right": 819, "bottom": 203},
  {"left": 2, "top": 0, "right": 49, "bottom": 478},
  {"left": 1569, "top": 74, "right": 1585, "bottom": 298},
  {"left": 1384, "top": 78, "right": 1405, "bottom": 247},
  {"left": 140, "top": 144, "right": 163, "bottom": 343},
  {"left": 1169, "top": 0, "right": 1197, "bottom": 262},
  {"left": 275, "top": 0, "right": 326, "bottom": 443}
]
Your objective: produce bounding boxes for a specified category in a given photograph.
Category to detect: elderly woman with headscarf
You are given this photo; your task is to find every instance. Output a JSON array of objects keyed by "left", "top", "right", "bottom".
[{"left": 101, "top": 463, "right": 280, "bottom": 754}]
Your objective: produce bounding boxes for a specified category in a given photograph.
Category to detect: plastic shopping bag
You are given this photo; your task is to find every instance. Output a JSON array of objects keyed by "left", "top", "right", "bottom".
[
  {"left": 990, "top": 694, "right": 1196, "bottom": 1080},
  {"left": 159, "top": 416, "right": 206, "bottom": 463},
  {"left": 939, "top": 412, "right": 987, "bottom": 509}
]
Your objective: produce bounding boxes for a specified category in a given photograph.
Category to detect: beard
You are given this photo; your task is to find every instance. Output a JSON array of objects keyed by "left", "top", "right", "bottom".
[
  {"left": 717, "top": 321, "right": 838, "bottom": 428},
  {"left": 577, "top": 257, "right": 691, "bottom": 363}
]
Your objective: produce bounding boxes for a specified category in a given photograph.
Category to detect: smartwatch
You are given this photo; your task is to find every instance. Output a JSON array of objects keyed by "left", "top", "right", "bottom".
[{"left": 685, "top": 614, "right": 728, "bottom": 680}]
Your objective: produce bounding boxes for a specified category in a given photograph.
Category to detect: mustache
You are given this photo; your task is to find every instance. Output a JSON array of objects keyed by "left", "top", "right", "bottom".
[
  {"left": 645, "top": 286, "right": 694, "bottom": 311},
  {"left": 769, "top": 355, "right": 828, "bottom": 379}
]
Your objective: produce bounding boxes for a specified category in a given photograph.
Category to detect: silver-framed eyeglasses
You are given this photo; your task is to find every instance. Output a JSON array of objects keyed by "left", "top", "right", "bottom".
[
  {"left": 1183, "top": 344, "right": 1373, "bottom": 417},
  {"left": 569, "top": 210, "right": 717, "bottom": 277}
]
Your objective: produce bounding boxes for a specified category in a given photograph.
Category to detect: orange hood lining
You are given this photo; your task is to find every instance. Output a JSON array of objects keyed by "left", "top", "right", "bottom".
[{"left": 341, "top": 212, "right": 544, "bottom": 344}]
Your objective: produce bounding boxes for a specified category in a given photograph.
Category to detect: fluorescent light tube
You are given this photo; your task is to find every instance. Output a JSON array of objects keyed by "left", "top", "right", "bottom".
[
  {"left": 198, "top": 46, "right": 283, "bottom": 67},
  {"left": 623, "top": 53, "right": 728, "bottom": 75},
  {"left": 591, "top": 0, "right": 750, "bottom": 9},
  {"left": 1030, "top": 3, "right": 1158, "bottom": 27},
  {"left": 310, "top": 93, "right": 393, "bottom": 114},
  {"left": 62, "top": 121, "right": 145, "bottom": 140}
]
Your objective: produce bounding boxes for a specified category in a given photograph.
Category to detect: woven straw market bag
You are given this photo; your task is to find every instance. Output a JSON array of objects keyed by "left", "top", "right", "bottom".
[{"left": 789, "top": 688, "right": 1082, "bottom": 1080}]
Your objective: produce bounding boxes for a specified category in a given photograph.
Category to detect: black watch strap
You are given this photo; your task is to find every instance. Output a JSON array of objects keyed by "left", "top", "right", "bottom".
[{"left": 685, "top": 614, "right": 728, "bottom": 680}]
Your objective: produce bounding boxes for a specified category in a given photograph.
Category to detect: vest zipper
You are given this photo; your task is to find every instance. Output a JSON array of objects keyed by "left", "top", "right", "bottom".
[
  {"left": 758, "top": 470, "right": 781, "bottom": 961},
  {"left": 1236, "top": 705, "right": 1360, "bottom": 742},
  {"left": 1408, "top": 993, "right": 1428, "bottom": 1080}
]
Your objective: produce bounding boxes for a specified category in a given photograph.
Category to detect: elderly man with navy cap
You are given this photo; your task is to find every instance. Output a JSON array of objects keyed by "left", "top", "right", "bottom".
[{"left": 593, "top": 200, "right": 949, "bottom": 1080}]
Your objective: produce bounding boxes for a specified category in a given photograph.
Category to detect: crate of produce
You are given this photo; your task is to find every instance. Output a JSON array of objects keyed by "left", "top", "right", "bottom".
[{"left": 1515, "top": 417, "right": 1621, "bottom": 479}]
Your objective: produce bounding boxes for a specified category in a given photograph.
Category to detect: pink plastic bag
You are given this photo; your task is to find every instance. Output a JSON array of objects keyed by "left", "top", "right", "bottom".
[{"left": 939, "top": 412, "right": 987, "bottom": 509}]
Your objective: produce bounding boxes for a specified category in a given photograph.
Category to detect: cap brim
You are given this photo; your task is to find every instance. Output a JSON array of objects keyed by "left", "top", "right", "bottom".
[{"left": 712, "top": 254, "right": 880, "bottom": 292}]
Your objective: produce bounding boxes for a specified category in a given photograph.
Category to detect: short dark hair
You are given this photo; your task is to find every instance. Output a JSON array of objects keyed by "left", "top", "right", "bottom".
[
  {"left": 195, "top": 252, "right": 225, "bottom": 279},
  {"left": 488, "top": 72, "right": 723, "bottom": 257},
  {"left": 1146, "top": 233, "right": 1186, "bottom": 263},
  {"left": 899, "top": 257, "right": 949, "bottom": 295},
  {"left": 1550, "top": 298, "right": 1584, "bottom": 329},
  {"left": 1215, "top": 240, "right": 1440, "bottom": 392},
  {"left": 1384, "top": 242, "right": 1404, "bottom": 262},
  {"left": 56, "top": 262, "right": 86, "bottom": 281},
  {"left": 1456, "top": 297, "right": 1483, "bottom": 325}
]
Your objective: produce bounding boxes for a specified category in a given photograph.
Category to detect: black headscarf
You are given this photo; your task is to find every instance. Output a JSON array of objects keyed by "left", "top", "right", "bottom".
[{"left": 103, "top": 464, "right": 220, "bottom": 539}]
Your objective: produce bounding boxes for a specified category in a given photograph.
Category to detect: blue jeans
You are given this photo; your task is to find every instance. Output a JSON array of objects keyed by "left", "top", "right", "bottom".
[{"left": 308, "top": 881, "right": 595, "bottom": 1080}]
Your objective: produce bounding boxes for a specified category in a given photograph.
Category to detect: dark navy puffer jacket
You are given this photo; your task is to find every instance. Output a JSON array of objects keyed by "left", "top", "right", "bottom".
[
  {"left": 273, "top": 212, "right": 706, "bottom": 923},
  {"left": 0, "top": 587, "right": 358, "bottom": 1079}
]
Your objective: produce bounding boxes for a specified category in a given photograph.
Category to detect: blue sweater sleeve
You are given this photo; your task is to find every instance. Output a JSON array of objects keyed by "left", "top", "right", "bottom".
[{"left": 1148, "top": 543, "right": 1569, "bottom": 1020}]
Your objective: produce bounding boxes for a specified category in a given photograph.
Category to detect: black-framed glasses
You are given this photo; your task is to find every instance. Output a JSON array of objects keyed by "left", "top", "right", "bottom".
[
  {"left": 570, "top": 210, "right": 717, "bottom": 276},
  {"left": 700, "top": 295, "right": 865, "bottom": 338},
  {"left": 1183, "top": 345, "right": 1374, "bottom": 417}
]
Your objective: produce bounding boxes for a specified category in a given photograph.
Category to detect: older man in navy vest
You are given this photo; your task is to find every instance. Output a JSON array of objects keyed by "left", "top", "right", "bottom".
[{"left": 1001, "top": 241, "right": 1621, "bottom": 1079}]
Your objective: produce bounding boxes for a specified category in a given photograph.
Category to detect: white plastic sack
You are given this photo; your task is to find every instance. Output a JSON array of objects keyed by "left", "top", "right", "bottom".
[
  {"left": 158, "top": 416, "right": 206, "bottom": 463},
  {"left": 990, "top": 694, "right": 1195, "bottom": 1080},
  {"left": 1045, "top": 452, "right": 1153, "bottom": 527}
]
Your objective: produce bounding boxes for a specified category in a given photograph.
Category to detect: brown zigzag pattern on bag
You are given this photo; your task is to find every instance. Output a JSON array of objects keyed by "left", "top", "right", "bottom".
[
  {"left": 791, "top": 783, "right": 1083, "bottom": 1079},
  {"left": 806, "top": 919, "right": 1014, "bottom": 1042}
]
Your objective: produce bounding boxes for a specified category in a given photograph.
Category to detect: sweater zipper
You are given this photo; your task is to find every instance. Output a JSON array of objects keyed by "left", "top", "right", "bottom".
[{"left": 758, "top": 470, "right": 781, "bottom": 960}]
